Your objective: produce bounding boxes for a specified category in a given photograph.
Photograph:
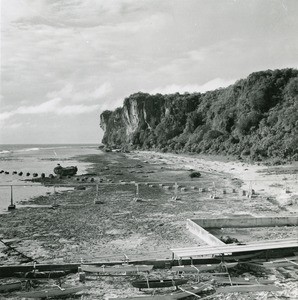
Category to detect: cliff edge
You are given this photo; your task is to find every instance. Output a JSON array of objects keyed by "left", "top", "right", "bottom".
[{"left": 100, "top": 68, "right": 298, "bottom": 162}]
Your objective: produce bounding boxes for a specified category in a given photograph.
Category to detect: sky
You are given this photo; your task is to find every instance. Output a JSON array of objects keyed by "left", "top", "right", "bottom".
[{"left": 1, "top": 0, "right": 297, "bottom": 144}]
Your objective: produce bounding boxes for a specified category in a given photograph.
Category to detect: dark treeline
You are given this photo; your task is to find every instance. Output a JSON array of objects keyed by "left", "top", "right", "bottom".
[{"left": 100, "top": 69, "right": 298, "bottom": 163}]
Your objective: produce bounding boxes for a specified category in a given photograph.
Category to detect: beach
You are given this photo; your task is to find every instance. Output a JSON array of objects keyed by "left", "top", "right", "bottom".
[{"left": 0, "top": 150, "right": 297, "bottom": 299}]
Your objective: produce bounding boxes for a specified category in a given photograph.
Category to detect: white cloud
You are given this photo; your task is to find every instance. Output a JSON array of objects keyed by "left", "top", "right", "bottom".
[
  {"left": 1, "top": 122, "right": 23, "bottom": 129},
  {"left": 147, "top": 78, "right": 236, "bottom": 95},
  {"left": 46, "top": 82, "right": 112, "bottom": 103},
  {"left": 0, "top": 98, "right": 100, "bottom": 121},
  {"left": 91, "top": 82, "right": 112, "bottom": 99},
  {"left": 0, "top": 111, "right": 14, "bottom": 121},
  {"left": 16, "top": 98, "right": 62, "bottom": 114},
  {"left": 57, "top": 104, "right": 100, "bottom": 115}
]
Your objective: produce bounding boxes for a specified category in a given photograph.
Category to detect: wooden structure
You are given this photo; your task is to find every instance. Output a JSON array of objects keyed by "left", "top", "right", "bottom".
[{"left": 171, "top": 238, "right": 298, "bottom": 260}]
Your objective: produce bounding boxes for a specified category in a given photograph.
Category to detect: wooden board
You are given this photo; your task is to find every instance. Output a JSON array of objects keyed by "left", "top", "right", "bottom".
[
  {"left": 216, "top": 284, "right": 282, "bottom": 293},
  {"left": 172, "top": 262, "right": 238, "bottom": 273},
  {"left": 171, "top": 239, "right": 298, "bottom": 258},
  {"left": 263, "top": 261, "right": 298, "bottom": 269},
  {"left": 81, "top": 264, "right": 153, "bottom": 274},
  {"left": 18, "top": 286, "right": 87, "bottom": 298},
  {"left": 212, "top": 277, "right": 275, "bottom": 285},
  {"left": 109, "top": 296, "right": 174, "bottom": 300}
]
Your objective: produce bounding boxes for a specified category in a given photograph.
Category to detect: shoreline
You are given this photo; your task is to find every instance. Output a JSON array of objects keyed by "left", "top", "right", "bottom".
[{"left": 0, "top": 150, "right": 297, "bottom": 298}]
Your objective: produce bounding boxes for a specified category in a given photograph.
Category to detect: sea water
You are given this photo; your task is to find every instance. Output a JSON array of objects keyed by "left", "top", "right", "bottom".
[{"left": 0, "top": 144, "right": 101, "bottom": 213}]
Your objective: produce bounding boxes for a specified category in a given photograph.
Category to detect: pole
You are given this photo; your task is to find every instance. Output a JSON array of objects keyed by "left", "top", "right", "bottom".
[
  {"left": 11, "top": 185, "right": 13, "bottom": 206},
  {"left": 8, "top": 185, "right": 16, "bottom": 210},
  {"left": 52, "top": 185, "right": 58, "bottom": 208},
  {"left": 94, "top": 184, "right": 103, "bottom": 204}
]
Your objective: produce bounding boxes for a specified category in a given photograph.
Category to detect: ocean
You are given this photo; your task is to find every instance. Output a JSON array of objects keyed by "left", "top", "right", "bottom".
[{"left": 0, "top": 144, "right": 101, "bottom": 213}]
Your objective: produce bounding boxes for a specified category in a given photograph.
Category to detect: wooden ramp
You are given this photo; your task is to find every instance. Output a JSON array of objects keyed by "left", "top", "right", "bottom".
[{"left": 171, "top": 238, "right": 298, "bottom": 259}]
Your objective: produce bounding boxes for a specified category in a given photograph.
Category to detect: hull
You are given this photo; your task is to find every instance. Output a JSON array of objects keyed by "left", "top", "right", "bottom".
[
  {"left": 25, "top": 271, "right": 67, "bottom": 279},
  {"left": 53, "top": 166, "right": 78, "bottom": 176},
  {"left": 132, "top": 279, "right": 188, "bottom": 289},
  {"left": 0, "top": 281, "right": 23, "bottom": 292},
  {"left": 18, "top": 286, "right": 86, "bottom": 298}
]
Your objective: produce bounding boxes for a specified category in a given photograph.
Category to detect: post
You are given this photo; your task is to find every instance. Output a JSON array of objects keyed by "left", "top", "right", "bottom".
[
  {"left": 135, "top": 183, "right": 139, "bottom": 197},
  {"left": 172, "top": 182, "right": 180, "bottom": 200},
  {"left": 52, "top": 186, "right": 58, "bottom": 208},
  {"left": 8, "top": 185, "right": 16, "bottom": 210},
  {"left": 94, "top": 184, "right": 103, "bottom": 204},
  {"left": 212, "top": 181, "right": 218, "bottom": 199},
  {"left": 134, "top": 183, "right": 141, "bottom": 202}
]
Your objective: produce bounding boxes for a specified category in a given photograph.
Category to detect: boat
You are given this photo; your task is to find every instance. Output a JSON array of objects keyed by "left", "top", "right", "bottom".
[
  {"left": 0, "top": 281, "right": 25, "bottom": 293},
  {"left": 18, "top": 285, "right": 87, "bottom": 298},
  {"left": 81, "top": 264, "right": 153, "bottom": 274},
  {"left": 131, "top": 278, "right": 188, "bottom": 289},
  {"left": 172, "top": 262, "right": 238, "bottom": 273},
  {"left": 109, "top": 283, "right": 210, "bottom": 299},
  {"left": 24, "top": 270, "right": 67, "bottom": 279},
  {"left": 53, "top": 164, "right": 78, "bottom": 176}
]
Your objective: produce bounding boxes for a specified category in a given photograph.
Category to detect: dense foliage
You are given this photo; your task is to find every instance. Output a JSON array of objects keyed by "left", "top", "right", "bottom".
[{"left": 100, "top": 69, "right": 298, "bottom": 162}]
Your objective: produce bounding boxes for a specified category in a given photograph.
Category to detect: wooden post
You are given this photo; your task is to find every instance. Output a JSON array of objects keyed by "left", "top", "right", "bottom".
[
  {"left": 8, "top": 185, "right": 16, "bottom": 210},
  {"left": 52, "top": 186, "right": 59, "bottom": 208},
  {"left": 94, "top": 184, "right": 103, "bottom": 204},
  {"left": 172, "top": 182, "right": 181, "bottom": 200}
]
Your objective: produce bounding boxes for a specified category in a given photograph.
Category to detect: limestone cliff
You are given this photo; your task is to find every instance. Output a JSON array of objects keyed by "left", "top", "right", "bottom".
[{"left": 100, "top": 68, "right": 298, "bottom": 162}]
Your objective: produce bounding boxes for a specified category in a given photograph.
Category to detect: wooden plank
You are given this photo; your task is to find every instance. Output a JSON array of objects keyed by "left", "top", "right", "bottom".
[
  {"left": 81, "top": 264, "right": 153, "bottom": 273},
  {"left": 216, "top": 284, "right": 282, "bottom": 293},
  {"left": 266, "top": 256, "right": 298, "bottom": 263},
  {"left": 172, "top": 262, "right": 238, "bottom": 273},
  {"left": 212, "top": 277, "right": 275, "bottom": 285},
  {"left": 108, "top": 296, "right": 173, "bottom": 300},
  {"left": 171, "top": 239, "right": 298, "bottom": 258},
  {"left": 263, "top": 261, "right": 298, "bottom": 269}
]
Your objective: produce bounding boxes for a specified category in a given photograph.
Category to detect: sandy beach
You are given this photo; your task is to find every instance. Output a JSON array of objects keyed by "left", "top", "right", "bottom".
[{"left": 0, "top": 150, "right": 297, "bottom": 299}]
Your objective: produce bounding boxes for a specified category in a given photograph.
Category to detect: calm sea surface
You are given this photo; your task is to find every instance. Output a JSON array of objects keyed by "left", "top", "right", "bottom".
[{"left": 0, "top": 144, "right": 101, "bottom": 213}]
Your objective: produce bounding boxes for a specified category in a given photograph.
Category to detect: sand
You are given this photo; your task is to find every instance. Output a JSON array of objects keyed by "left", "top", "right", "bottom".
[{"left": 0, "top": 150, "right": 297, "bottom": 299}]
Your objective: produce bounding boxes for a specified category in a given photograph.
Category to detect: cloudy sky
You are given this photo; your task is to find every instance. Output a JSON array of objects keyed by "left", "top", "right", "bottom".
[{"left": 1, "top": 0, "right": 297, "bottom": 144}]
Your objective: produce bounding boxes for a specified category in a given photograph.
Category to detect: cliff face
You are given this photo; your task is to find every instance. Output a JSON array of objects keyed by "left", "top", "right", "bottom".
[{"left": 100, "top": 68, "right": 298, "bottom": 161}]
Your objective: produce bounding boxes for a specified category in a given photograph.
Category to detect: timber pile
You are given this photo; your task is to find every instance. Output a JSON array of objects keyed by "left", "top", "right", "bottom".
[{"left": 1, "top": 252, "right": 298, "bottom": 299}]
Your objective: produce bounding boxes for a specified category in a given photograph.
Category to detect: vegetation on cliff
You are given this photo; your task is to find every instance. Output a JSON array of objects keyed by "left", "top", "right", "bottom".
[{"left": 100, "top": 69, "right": 298, "bottom": 162}]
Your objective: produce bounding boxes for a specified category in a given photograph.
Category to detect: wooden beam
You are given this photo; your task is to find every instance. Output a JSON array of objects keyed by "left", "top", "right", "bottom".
[
  {"left": 171, "top": 239, "right": 298, "bottom": 258},
  {"left": 216, "top": 284, "right": 282, "bottom": 293}
]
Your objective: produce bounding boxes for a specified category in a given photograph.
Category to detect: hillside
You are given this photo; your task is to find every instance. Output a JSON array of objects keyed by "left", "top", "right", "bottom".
[{"left": 100, "top": 68, "right": 298, "bottom": 162}]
